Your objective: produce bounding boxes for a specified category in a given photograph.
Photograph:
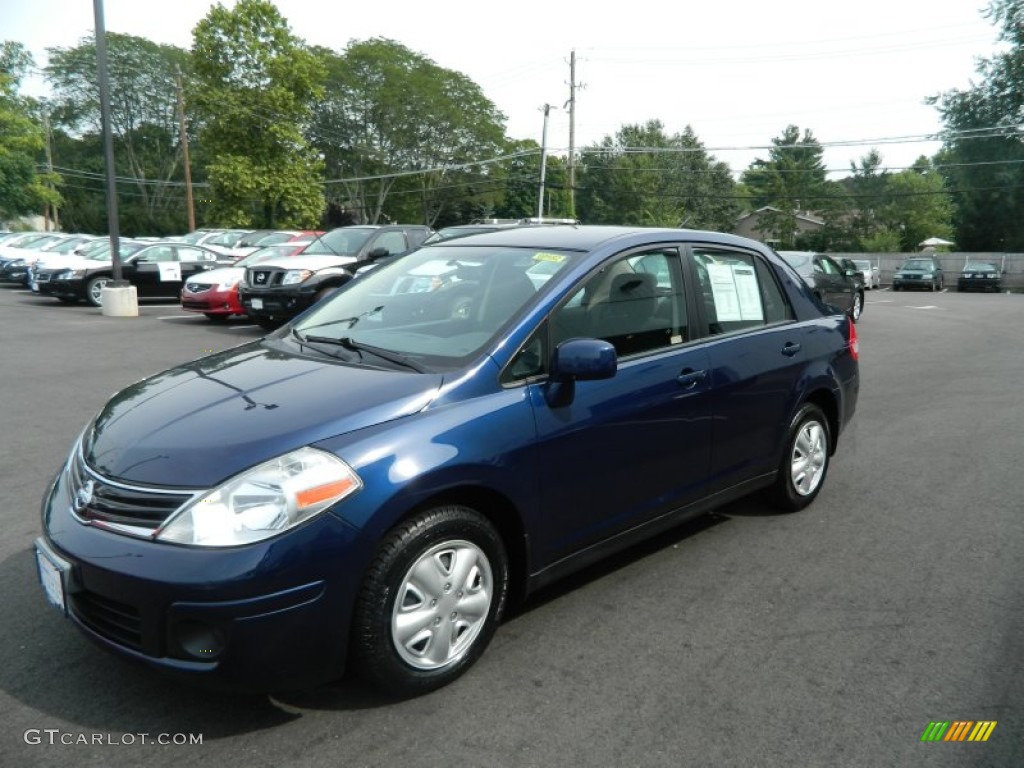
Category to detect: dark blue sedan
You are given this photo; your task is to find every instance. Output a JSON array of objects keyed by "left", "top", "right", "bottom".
[{"left": 36, "top": 226, "right": 859, "bottom": 695}]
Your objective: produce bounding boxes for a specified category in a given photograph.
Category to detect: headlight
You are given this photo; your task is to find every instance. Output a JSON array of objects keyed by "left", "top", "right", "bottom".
[
  {"left": 281, "top": 269, "right": 313, "bottom": 285},
  {"left": 70, "top": 268, "right": 89, "bottom": 278},
  {"left": 894, "top": 273, "right": 904, "bottom": 279},
  {"left": 921, "top": 273, "right": 933, "bottom": 279},
  {"left": 9, "top": 259, "right": 25, "bottom": 267},
  {"left": 156, "top": 447, "right": 361, "bottom": 546},
  {"left": 218, "top": 278, "right": 241, "bottom": 291}
]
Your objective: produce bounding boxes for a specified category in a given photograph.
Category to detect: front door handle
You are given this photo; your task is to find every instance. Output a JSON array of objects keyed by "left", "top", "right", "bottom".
[
  {"left": 782, "top": 342, "right": 801, "bottom": 357},
  {"left": 677, "top": 369, "right": 707, "bottom": 388}
]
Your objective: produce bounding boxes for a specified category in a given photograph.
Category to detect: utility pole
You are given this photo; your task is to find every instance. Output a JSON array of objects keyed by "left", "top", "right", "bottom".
[
  {"left": 537, "top": 104, "right": 552, "bottom": 220},
  {"left": 566, "top": 50, "right": 577, "bottom": 219},
  {"left": 43, "top": 114, "right": 58, "bottom": 231},
  {"left": 175, "top": 69, "right": 196, "bottom": 233}
]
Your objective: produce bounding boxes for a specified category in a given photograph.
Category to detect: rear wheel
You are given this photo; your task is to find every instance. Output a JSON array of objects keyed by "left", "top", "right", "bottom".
[
  {"left": 767, "top": 404, "right": 831, "bottom": 512},
  {"left": 849, "top": 292, "right": 863, "bottom": 323},
  {"left": 351, "top": 505, "right": 508, "bottom": 697}
]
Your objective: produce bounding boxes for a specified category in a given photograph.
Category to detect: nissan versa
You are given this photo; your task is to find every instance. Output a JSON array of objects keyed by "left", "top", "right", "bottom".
[{"left": 36, "top": 226, "right": 859, "bottom": 696}]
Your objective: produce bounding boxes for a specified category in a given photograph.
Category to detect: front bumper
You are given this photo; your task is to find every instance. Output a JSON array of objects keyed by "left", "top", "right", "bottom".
[
  {"left": 181, "top": 286, "right": 242, "bottom": 315},
  {"left": 957, "top": 277, "right": 1000, "bottom": 292},
  {"left": 893, "top": 276, "right": 936, "bottom": 290},
  {"left": 38, "top": 461, "right": 365, "bottom": 692},
  {"left": 239, "top": 285, "right": 319, "bottom": 321}
]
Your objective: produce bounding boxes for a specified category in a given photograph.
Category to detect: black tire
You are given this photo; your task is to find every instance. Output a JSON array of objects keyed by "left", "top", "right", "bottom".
[
  {"left": 766, "top": 403, "right": 832, "bottom": 512},
  {"left": 204, "top": 312, "right": 229, "bottom": 322},
  {"left": 892, "top": 284, "right": 900, "bottom": 292},
  {"left": 351, "top": 505, "right": 508, "bottom": 697},
  {"left": 85, "top": 276, "right": 111, "bottom": 307},
  {"left": 848, "top": 291, "right": 863, "bottom": 323}
]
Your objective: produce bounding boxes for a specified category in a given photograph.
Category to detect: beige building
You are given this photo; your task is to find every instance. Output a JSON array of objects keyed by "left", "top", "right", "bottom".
[{"left": 733, "top": 206, "right": 825, "bottom": 247}]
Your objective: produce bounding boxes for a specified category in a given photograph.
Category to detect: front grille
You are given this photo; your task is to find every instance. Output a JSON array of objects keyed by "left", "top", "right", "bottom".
[
  {"left": 70, "top": 590, "right": 143, "bottom": 650},
  {"left": 248, "top": 268, "right": 282, "bottom": 287},
  {"left": 68, "top": 449, "right": 198, "bottom": 535},
  {"left": 185, "top": 282, "right": 211, "bottom": 293}
]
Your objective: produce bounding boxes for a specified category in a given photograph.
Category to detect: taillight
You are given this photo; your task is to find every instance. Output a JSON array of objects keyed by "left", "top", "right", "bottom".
[{"left": 847, "top": 319, "right": 859, "bottom": 361}]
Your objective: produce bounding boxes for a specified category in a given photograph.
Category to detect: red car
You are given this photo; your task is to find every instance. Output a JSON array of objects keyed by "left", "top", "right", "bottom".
[{"left": 180, "top": 242, "right": 310, "bottom": 320}]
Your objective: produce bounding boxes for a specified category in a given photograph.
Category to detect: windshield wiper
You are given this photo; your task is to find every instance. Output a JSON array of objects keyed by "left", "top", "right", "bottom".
[
  {"left": 300, "top": 306, "right": 383, "bottom": 333},
  {"left": 291, "top": 329, "right": 425, "bottom": 372}
]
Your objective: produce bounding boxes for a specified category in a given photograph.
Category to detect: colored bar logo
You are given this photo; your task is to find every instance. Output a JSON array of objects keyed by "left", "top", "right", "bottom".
[{"left": 921, "top": 721, "right": 997, "bottom": 742}]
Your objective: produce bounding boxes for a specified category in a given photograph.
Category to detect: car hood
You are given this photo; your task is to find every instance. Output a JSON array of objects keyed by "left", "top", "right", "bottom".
[
  {"left": 249, "top": 254, "right": 357, "bottom": 271},
  {"left": 84, "top": 341, "right": 444, "bottom": 487},
  {"left": 185, "top": 266, "right": 244, "bottom": 285}
]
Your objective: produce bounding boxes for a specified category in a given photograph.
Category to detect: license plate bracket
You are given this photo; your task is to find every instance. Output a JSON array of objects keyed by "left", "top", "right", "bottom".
[{"left": 35, "top": 540, "right": 70, "bottom": 615}]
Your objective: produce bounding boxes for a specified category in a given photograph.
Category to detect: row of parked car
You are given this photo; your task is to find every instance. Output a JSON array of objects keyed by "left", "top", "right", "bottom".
[
  {"left": 1, "top": 230, "right": 1007, "bottom": 338},
  {"left": 0, "top": 225, "right": 439, "bottom": 328}
]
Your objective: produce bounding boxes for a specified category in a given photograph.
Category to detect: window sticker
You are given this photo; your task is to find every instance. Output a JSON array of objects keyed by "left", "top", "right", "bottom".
[
  {"left": 532, "top": 252, "right": 566, "bottom": 263},
  {"left": 158, "top": 262, "right": 182, "bottom": 282},
  {"left": 706, "top": 263, "right": 764, "bottom": 322}
]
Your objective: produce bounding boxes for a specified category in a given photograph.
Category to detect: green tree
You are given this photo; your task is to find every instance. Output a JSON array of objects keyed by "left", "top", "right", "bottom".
[
  {"left": 740, "top": 125, "right": 829, "bottom": 248},
  {"left": 932, "top": 0, "right": 1024, "bottom": 250},
  {"left": 1, "top": 41, "right": 59, "bottom": 223},
  {"left": 310, "top": 39, "right": 507, "bottom": 226},
  {"left": 191, "top": 0, "right": 325, "bottom": 228},
  {"left": 576, "top": 120, "right": 737, "bottom": 229},
  {"left": 880, "top": 159, "right": 955, "bottom": 251},
  {"left": 45, "top": 33, "right": 191, "bottom": 232}
]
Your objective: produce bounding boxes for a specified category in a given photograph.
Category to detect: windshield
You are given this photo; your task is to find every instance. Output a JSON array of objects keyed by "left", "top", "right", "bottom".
[
  {"left": 900, "top": 259, "right": 935, "bottom": 271},
  {"left": 302, "top": 227, "right": 376, "bottom": 256},
  {"left": 777, "top": 252, "right": 811, "bottom": 271},
  {"left": 291, "top": 244, "right": 579, "bottom": 369}
]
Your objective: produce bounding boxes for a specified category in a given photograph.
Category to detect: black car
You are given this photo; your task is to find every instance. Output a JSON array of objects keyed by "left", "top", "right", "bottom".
[
  {"left": 41, "top": 243, "right": 225, "bottom": 306},
  {"left": 892, "top": 256, "right": 944, "bottom": 291},
  {"left": 776, "top": 251, "right": 864, "bottom": 323},
  {"left": 957, "top": 262, "right": 1002, "bottom": 292},
  {"left": 240, "top": 225, "right": 434, "bottom": 328}
]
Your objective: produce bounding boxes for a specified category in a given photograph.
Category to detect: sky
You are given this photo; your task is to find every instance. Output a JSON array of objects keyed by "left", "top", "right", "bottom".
[{"left": 1, "top": 0, "right": 1003, "bottom": 179}]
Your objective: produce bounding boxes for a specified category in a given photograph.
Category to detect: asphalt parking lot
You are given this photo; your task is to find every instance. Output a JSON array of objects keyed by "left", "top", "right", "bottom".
[{"left": 1, "top": 284, "right": 1022, "bottom": 767}]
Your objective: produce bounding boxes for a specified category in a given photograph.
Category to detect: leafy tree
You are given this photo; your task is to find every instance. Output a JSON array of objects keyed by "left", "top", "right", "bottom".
[
  {"left": 880, "top": 159, "right": 955, "bottom": 251},
  {"left": 932, "top": 0, "right": 1024, "bottom": 250},
  {"left": 576, "top": 120, "right": 737, "bottom": 229},
  {"left": 309, "top": 39, "right": 507, "bottom": 226},
  {"left": 191, "top": 0, "right": 325, "bottom": 228},
  {"left": 45, "top": 33, "right": 191, "bottom": 232},
  {"left": 740, "top": 125, "right": 829, "bottom": 247},
  {"left": 1, "top": 41, "right": 59, "bottom": 223}
]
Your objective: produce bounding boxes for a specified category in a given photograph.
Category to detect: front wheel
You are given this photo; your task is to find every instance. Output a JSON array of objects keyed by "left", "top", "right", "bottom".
[
  {"left": 766, "top": 404, "right": 832, "bottom": 512},
  {"left": 849, "top": 292, "right": 863, "bottom": 323},
  {"left": 85, "top": 276, "right": 111, "bottom": 307},
  {"left": 204, "top": 312, "right": 229, "bottom": 322},
  {"left": 351, "top": 505, "right": 508, "bottom": 697}
]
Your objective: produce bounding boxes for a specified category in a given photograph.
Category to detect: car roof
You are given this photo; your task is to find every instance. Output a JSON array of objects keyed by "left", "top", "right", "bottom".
[{"left": 423, "top": 225, "right": 767, "bottom": 253}]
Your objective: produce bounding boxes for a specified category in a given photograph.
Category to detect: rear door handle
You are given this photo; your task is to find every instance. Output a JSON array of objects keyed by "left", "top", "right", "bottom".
[
  {"left": 677, "top": 369, "right": 707, "bottom": 388},
  {"left": 782, "top": 342, "right": 801, "bottom": 357}
]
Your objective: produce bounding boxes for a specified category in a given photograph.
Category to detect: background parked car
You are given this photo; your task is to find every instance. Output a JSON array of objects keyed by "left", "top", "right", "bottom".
[
  {"left": 892, "top": 256, "right": 944, "bottom": 291},
  {"left": 35, "top": 240, "right": 148, "bottom": 303},
  {"left": 956, "top": 262, "right": 1002, "bottom": 292},
  {"left": 180, "top": 241, "right": 312, "bottom": 321},
  {"left": 301, "top": 224, "right": 434, "bottom": 261},
  {"left": 850, "top": 258, "right": 881, "bottom": 289},
  {"left": 44, "top": 242, "right": 223, "bottom": 306},
  {"left": 777, "top": 250, "right": 864, "bottom": 323}
]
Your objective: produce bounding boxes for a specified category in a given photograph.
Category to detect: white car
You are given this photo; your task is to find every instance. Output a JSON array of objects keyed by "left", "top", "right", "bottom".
[{"left": 851, "top": 259, "right": 881, "bottom": 289}]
